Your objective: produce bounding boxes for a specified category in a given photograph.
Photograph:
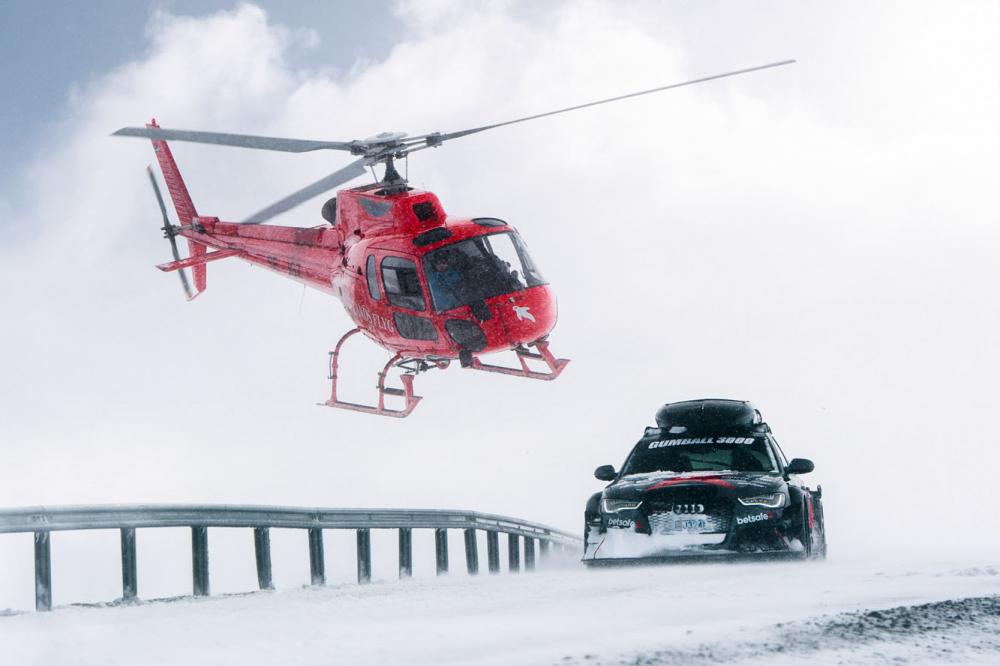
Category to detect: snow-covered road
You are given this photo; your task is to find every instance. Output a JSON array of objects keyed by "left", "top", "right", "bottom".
[{"left": 2, "top": 556, "right": 998, "bottom": 665}]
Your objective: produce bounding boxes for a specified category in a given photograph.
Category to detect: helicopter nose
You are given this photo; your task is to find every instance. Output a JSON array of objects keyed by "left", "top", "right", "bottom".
[{"left": 498, "top": 286, "right": 558, "bottom": 344}]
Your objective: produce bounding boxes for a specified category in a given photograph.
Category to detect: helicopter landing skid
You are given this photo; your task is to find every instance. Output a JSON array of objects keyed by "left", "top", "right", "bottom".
[
  {"left": 322, "top": 328, "right": 451, "bottom": 418},
  {"left": 324, "top": 354, "right": 421, "bottom": 418},
  {"left": 470, "top": 340, "right": 570, "bottom": 381}
]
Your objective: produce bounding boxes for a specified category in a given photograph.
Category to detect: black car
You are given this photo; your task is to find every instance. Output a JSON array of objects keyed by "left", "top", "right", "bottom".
[{"left": 583, "top": 399, "right": 826, "bottom": 563}]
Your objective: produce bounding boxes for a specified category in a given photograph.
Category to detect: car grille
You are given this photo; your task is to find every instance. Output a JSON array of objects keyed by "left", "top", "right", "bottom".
[{"left": 645, "top": 487, "right": 731, "bottom": 534}]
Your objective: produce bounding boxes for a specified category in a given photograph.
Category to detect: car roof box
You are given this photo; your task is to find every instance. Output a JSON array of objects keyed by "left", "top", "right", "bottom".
[{"left": 655, "top": 399, "right": 763, "bottom": 434}]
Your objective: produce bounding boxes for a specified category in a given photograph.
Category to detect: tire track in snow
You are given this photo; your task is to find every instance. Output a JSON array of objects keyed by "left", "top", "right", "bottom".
[{"left": 574, "top": 595, "right": 1000, "bottom": 665}]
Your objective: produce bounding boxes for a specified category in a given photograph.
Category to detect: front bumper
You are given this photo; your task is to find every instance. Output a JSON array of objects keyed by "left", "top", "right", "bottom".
[{"left": 583, "top": 504, "right": 800, "bottom": 561}]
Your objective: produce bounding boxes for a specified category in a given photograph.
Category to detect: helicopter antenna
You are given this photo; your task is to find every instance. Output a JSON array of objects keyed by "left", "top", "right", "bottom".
[{"left": 114, "top": 60, "right": 795, "bottom": 224}]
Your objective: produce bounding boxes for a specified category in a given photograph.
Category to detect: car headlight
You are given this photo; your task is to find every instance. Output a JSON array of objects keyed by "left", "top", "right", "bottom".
[
  {"left": 602, "top": 498, "right": 642, "bottom": 513},
  {"left": 737, "top": 493, "right": 785, "bottom": 508}
]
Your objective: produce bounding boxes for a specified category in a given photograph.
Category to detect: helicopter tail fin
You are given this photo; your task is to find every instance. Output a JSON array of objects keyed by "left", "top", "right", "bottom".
[
  {"left": 147, "top": 120, "right": 198, "bottom": 225},
  {"left": 146, "top": 119, "right": 209, "bottom": 296}
]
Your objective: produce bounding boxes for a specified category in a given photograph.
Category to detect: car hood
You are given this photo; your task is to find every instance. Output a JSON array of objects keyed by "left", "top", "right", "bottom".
[{"left": 604, "top": 470, "right": 785, "bottom": 500}]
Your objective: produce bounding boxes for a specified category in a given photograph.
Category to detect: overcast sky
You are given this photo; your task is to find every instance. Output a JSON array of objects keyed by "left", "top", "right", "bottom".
[
  {"left": 0, "top": 1, "right": 399, "bottom": 184},
  {"left": 1, "top": 0, "right": 999, "bottom": 607}
]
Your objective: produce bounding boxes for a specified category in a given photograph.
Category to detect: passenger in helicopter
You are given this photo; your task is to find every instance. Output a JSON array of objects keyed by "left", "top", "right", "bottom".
[{"left": 428, "top": 252, "right": 464, "bottom": 311}]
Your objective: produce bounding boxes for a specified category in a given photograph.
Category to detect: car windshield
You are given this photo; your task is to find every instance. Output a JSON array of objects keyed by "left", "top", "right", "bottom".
[
  {"left": 621, "top": 436, "right": 778, "bottom": 475},
  {"left": 422, "top": 231, "right": 545, "bottom": 312}
]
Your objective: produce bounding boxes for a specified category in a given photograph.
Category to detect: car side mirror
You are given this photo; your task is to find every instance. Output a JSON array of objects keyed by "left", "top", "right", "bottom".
[
  {"left": 594, "top": 465, "right": 617, "bottom": 481},
  {"left": 785, "top": 458, "right": 814, "bottom": 475}
]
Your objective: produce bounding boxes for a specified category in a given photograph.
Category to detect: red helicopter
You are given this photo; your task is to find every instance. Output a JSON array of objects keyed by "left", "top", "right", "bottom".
[{"left": 115, "top": 61, "right": 793, "bottom": 417}]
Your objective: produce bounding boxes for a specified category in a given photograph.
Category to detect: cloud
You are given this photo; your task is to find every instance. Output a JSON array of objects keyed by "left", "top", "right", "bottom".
[{"left": 1, "top": 1, "right": 999, "bottom": 605}]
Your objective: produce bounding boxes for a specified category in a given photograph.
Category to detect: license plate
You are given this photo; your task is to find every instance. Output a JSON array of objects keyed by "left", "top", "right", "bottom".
[{"left": 659, "top": 514, "right": 710, "bottom": 533}]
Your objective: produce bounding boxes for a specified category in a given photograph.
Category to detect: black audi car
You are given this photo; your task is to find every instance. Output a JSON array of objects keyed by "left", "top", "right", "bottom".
[{"left": 583, "top": 399, "right": 826, "bottom": 563}]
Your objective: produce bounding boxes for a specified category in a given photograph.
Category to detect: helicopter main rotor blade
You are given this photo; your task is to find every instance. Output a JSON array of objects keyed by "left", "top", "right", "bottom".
[
  {"left": 146, "top": 166, "right": 194, "bottom": 300},
  {"left": 425, "top": 60, "right": 796, "bottom": 146},
  {"left": 117, "top": 60, "right": 794, "bottom": 228},
  {"left": 241, "top": 158, "right": 369, "bottom": 225},
  {"left": 115, "top": 127, "right": 356, "bottom": 153}
]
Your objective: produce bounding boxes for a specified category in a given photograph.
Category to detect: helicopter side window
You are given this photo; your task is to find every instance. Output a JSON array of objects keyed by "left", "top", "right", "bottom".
[
  {"left": 365, "top": 255, "right": 381, "bottom": 300},
  {"left": 381, "top": 256, "right": 426, "bottom": 311},
  {"left": 393, "top": 312, "right": 438, "bottom": 341},
  {"left": 359, "top": 198, "right": 392, "bottom": 217}
]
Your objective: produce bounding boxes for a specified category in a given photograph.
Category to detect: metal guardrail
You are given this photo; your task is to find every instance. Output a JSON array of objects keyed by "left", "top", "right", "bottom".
[{"left": 0, "top": 504, "right": 582, "bottom": 612}]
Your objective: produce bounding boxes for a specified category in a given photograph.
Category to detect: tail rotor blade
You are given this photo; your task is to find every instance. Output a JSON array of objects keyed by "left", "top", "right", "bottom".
[
  {"left": 165, "top": 228, "right": 195, "bottom": 301},
  {"left": 147, "top": 164, "right": 170, "bottom": 224},
  {"left": 146, "top": 166, "right": 195, "bottom": 300}
]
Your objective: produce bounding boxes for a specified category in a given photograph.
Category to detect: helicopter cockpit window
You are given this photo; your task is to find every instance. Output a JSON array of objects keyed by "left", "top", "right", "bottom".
[
  {"left": 471, "top": 217, "right": 507, "bottom": 228},
  {"left": 365, "top": 255, "right": 380, "bottom": 300},
  {"left": 381, "top": 256, "right": 426, "bottom": 311},
  {"left": 423, "top": 232, "right": 546, "bottom": 312}
]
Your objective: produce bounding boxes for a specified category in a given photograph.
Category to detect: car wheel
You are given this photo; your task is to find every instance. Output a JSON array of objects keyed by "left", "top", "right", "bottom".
[
  {"left": 812, "top": 498, "right": 827, "bottom": 560},
  {"left": 798, "top": 498, "right": 814, "bottom": 559}
]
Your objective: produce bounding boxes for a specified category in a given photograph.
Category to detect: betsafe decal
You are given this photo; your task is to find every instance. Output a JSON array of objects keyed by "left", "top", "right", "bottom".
[
  {"left": 606, "top": 516, "right": 636, "bottom": 529},
  {"left": 736, "top": 512, "right": 770, "bottom": 526}
]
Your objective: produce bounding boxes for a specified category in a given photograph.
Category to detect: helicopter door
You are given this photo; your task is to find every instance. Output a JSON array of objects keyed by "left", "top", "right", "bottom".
[
  {"left": 380, "top": 256, "right": 438, "bottom": 342},
  {"left": 479, "top": 233, "right": 532, "bottom": 338}
]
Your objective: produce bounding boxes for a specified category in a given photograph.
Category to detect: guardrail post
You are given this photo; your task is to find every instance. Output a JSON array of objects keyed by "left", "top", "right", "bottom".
[
  {"left": 357, "top": 529, "right": 372, "bottom": 584},
  {"left": 463, "top": 529, "right": 479, "bottom": 575},
  {"left": 524, "top": 537, "right": 536, "bottom": 571},
  {"left": 434, "top": 528, "right": 448, "bottom": 575},
  {"left": 120, "top": 527, "right": 137, "bottom": 601},
  {"left": 308, "top": 528, "right": 325, "bottom": 586},
  {"left": 398, "top": 527, "right": 412, "bottom": 578},
  {"left": 191, "top": 527, "right": 209, "bottom": 597},
  {"left": 486, "top": 530, "right": 500, "bottom": 573},
  {"left": 507, "top": 533, "right": 520, "bottom": 573},
  {"left": 253, "top": 527, "right": 273, "bottom": 590},
  {"left": 539, "top": 538, "right": 550, "bottom": 562},
  {"left": 34, "top": 531, "right": 52, "bottom": 612}
]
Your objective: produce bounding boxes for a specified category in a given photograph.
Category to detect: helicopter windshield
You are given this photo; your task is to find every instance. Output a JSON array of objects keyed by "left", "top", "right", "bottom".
[{"left": 423, "top": 231, "right": 545, "bottom": 312}]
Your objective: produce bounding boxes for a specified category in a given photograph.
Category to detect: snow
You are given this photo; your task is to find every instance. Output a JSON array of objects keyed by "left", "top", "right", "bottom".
[
  {"left": 587, "top": 528, "right": 731, "bottom": 558},
  {"left": 2, "top": 556, "right": 998, "bottom": 665}
]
